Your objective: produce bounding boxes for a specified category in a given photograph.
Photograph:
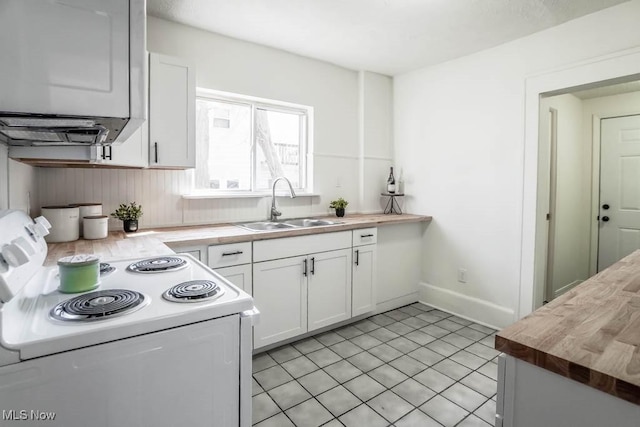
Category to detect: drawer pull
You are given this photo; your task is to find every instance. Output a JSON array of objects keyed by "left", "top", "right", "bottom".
[
  {"left": 222, "top": 250, "right": 243, "bottom": 256},
  {"left": 360, "top": 234, "right": 374, "bottom": 238}
]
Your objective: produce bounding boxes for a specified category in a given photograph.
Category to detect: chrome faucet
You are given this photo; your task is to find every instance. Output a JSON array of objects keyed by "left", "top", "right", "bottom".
[{"left": 270, "top": 177, "right": 296, "bottom": 221}]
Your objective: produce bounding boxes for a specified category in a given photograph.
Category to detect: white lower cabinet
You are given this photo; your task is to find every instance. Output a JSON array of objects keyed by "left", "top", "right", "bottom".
[
  {"left": 207, "top": 242, "right": 253, "bottom": 294},
  {"left": 216, "top": 264, "right": 253, "bottom": 295},
  {"left": 253, "top": 256, "right": 308, "bottom": 348},
  {"left": 252, "top": 231, "right": 353, "bottom": 349},
  {"left": 352, "top": 244, "right": 377, "bottom": 317},
  {"left": 308, "top": 249, "right": 352, "bottom": 332}
]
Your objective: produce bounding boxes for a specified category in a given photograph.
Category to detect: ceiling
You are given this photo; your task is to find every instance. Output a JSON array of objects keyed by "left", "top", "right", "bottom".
[{"left": 147, "top": 0, "right": 630, "bottom": 76}]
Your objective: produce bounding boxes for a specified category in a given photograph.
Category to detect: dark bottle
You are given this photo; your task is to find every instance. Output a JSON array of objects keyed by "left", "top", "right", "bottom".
[{"left": 387, "top": 167, "right": 396, "bottom": 194}]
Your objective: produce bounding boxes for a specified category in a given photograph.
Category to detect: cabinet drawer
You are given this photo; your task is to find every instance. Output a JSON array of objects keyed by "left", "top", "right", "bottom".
[
  {"left": 353, "top": 228, "right": 377, "bottom": 246},
  {"left": 253, "top": 231, "right": 352, "bottom": 262},
  {"left": 208, "top": 242, "right": 252, "bottom": 268}
]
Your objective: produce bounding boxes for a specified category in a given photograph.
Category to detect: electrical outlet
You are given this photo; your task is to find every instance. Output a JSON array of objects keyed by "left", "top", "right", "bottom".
[{"left": 458, "top": 268, "right": 467, "bottom": 283}]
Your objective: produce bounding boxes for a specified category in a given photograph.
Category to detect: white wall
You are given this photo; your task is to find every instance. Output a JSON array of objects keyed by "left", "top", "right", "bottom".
[
  {"left": 35, "top": 17, "right": 393, "bottom": 229},
  {"left": 360, "top": 71, "right": 394, "bottom": 213},
  {"left": 395, "top": 0, "right": 640, "bottom": 328}
]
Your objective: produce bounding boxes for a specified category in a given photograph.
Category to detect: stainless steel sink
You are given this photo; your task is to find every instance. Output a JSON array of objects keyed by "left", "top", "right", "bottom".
[
  {"left": 235, "top": 218, "right": 342, "bottom": 231},
  {"left": 235, "top": 221, "right": 298, "bottom": 231},
  {"left": 283, "top": 219, "right": 342, "bottom": 227}
]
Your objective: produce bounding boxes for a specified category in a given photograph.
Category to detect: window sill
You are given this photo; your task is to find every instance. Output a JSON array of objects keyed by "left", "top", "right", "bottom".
[{"left": 182, "top": 192, "right": 321, "bottom": 200}]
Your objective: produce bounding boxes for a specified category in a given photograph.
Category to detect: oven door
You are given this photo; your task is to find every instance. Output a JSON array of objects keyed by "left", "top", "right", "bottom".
[{"left": 0, "top": 315, "right": 240, "bottom": 427}]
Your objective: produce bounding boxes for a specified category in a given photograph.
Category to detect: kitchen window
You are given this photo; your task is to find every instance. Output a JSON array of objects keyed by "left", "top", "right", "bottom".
[{"left": 194, "top": 89, "right": 312, "bottom": 194}]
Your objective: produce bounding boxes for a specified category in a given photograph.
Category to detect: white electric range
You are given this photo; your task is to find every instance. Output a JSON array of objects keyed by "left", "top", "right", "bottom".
[{"left": 0, "top": 209, "right": 257, "bottom": 427}]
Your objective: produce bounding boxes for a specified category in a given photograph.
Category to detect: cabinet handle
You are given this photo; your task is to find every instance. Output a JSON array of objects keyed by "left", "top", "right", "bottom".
[
  {"left": 355, "top": 249, "right": 359, "bottom": 266},
  {"left": 221, "top": 250, "right": 243, "bottom": 256},
  {"left": 311, "top": 257, "right": 315, "bottom": 275},
  {"left": 361, "top": 234, "right": 374, "bottom": 238},
  {"left": 101, "top": 146, "right": 106, "bottom": 160},
  {"left": 106, "top": 146, "right": 112, "bottom": 160},
  {"left": 154, "top": 142, "right": 158, "bottom": 163},
  {"left": 303, "top": 259, "right": 307, "bottom": 277}
]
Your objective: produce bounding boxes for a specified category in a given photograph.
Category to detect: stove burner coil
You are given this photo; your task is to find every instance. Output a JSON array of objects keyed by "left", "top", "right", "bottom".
[
  {"left": 163, "top": 280, "right": 224, "bottom": 303},
  {"left": 100, "top": 263, "right": 116, "bottom": 276},
  {"left": 126, "top": 257, "right": 188, "bottom": 273},
  {"left": 50, "top": 289, "right": 147, "bottom": 322}
]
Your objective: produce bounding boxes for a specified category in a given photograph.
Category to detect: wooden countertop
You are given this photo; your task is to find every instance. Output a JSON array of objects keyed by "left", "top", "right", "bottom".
[
  {"left": 495, "top": 250, "right": 640, "bottom": 405},
  {"left": 45, "top": 213, "right": 431, "bottom": 266}
]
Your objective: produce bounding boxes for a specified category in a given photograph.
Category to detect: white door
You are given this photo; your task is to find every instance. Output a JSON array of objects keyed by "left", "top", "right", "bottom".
[
  {"left": 598, "top": 115, "right": 640, "bottom": 271},
  {"left": 216, "top": 264, "right": 253, "bottom": 295},
  {"left": 253, "top": 256, "right": 307, "bottom": 348},
  {"left": 149, "top": 53, "right": 196, "bottom": 168},
  {"left": 352, "top": 245, "right": 377, "bottom": 317},
  {"left": 307, "top": 249, "right": 352, "bottom": 332}
]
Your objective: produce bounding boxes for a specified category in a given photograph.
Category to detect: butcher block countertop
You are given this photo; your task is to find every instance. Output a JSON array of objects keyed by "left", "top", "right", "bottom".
[
  {"left": 45, "top": 213, "right": 431, "bottom": 266},
  {"left": 496, "top": 250, "right": 640, "bottom": 405}
]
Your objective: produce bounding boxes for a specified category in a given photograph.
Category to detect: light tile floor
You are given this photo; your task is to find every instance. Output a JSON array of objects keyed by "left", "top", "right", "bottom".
[{"left": 252, "top": 303, "right": 499, "bottom": 427}]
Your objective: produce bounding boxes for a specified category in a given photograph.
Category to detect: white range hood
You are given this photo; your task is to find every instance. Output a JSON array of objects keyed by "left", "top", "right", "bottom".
[{"left": 0, "top": 0, "right": 146, "bottom": 148}]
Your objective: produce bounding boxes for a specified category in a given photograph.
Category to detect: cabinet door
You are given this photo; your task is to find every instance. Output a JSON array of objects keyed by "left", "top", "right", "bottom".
[
  {"left": 215, "top": 264, "right": 252, "bottom": 295},
  {"left": 149, "top": 53, "right": 195, "bottom": 169},
  {"left": 308, "top": 249, "right": 352, "bottom": 332},
  {"left": 0, "top": 0, "right": 130, "bottom": 118},
  {"left": 95, "top": 124, "right": 149, "bottom": 167},
  {"left": 253, "top": 256, "right": 307, "bottom": 349},
  {"left": 352, "top": 245, "right": 377, "bottom": 317}
]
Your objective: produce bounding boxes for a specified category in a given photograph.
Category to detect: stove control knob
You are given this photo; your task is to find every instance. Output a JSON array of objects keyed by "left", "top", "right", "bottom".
[
  {"left": 34, "top": 216, "right": 51, "bottom": 237},
  {"left": 1, "top": 242, "right": 30, "bottom": 268}
]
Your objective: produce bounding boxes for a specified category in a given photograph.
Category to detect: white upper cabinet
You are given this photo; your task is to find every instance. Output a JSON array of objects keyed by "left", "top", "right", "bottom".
[
  {"left": 149, "top": 53, "right": 196, "bottom": 169},
  {"left": 0, "top": 0, "right": 130, "bottom": 118},
  {"left": 93, "top": 123, "right": 149, "bottom": 168}
]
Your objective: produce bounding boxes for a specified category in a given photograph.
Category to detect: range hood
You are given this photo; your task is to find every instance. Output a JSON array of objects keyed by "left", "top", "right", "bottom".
[
  {"left": 0, "top": 0, "right": 146, "bottom": 147},
  {"left": 0, "top": 115, "right": 128, "bottom": 146}
]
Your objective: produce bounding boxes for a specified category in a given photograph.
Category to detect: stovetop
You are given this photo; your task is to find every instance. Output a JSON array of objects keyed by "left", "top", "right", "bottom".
[{"left": 1, "top": 254, "right": 253, "bottom": 360}]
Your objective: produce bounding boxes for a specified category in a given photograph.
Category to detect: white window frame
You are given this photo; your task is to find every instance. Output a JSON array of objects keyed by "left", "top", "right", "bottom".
[{"left": 193, "top": 88, "right": 314, "bottom": 196}]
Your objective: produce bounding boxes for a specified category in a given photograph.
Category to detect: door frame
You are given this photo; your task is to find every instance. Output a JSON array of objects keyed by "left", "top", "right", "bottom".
[
  {"left": 520, "top": 47, "right": 640, "bottom": 318},
  {"left": 544, "top": 107, "right": 558, "bottom": 303}
]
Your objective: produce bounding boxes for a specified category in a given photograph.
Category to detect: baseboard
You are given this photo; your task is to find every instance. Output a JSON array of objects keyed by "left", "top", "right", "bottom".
[
  {"left": 418, "top": 282, "right": 514, "bottom": 330},
  {"left": 553, "top": 280, "right": 582, "bottom": 299},
  {"left": 373, "top": 293, "right": 420, "bottom": 314}
]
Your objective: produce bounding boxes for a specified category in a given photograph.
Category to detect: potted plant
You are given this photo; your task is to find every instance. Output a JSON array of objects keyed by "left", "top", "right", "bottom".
[
  {"left": 329, "top": 197, "right": 349, "bottom": 217},
  {"left": 111, "top": 202, "right": 143, "bottom": 232}
]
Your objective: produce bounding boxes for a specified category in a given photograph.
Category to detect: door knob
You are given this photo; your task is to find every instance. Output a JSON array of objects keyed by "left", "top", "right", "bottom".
[
  {"left": 602, "top": 204, "right": 610, "bottom": 210},
  {"left": 602, "top": 216, "right": 610, "bottom": 222}
]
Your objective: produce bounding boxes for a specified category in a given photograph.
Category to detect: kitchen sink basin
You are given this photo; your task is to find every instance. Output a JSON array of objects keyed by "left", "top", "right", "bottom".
[
  {"left": 236, "top": 221, "right": 298, "bottom": 231},
  {"left": 283, "top": 219, "right": 342, "bottom": 227},
  {"left": 235, "top": 218, "right": 343, "bottom": 232}
]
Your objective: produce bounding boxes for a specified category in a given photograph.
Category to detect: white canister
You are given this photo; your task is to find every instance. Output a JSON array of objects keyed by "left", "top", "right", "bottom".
[
  {"left": 41, "top": 206, "right": 80, "bottom": 243},
  {"left": 76, "top": 203, "right": 102, "bottom": 237},
  {"left": 82, "top": 215, "right": 109, "bottom": 240}
]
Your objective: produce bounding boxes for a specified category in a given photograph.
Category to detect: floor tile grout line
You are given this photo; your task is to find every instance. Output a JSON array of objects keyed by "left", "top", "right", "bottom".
[{"left": 252, "top": 302, "right": 498, "bottom": 426}]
